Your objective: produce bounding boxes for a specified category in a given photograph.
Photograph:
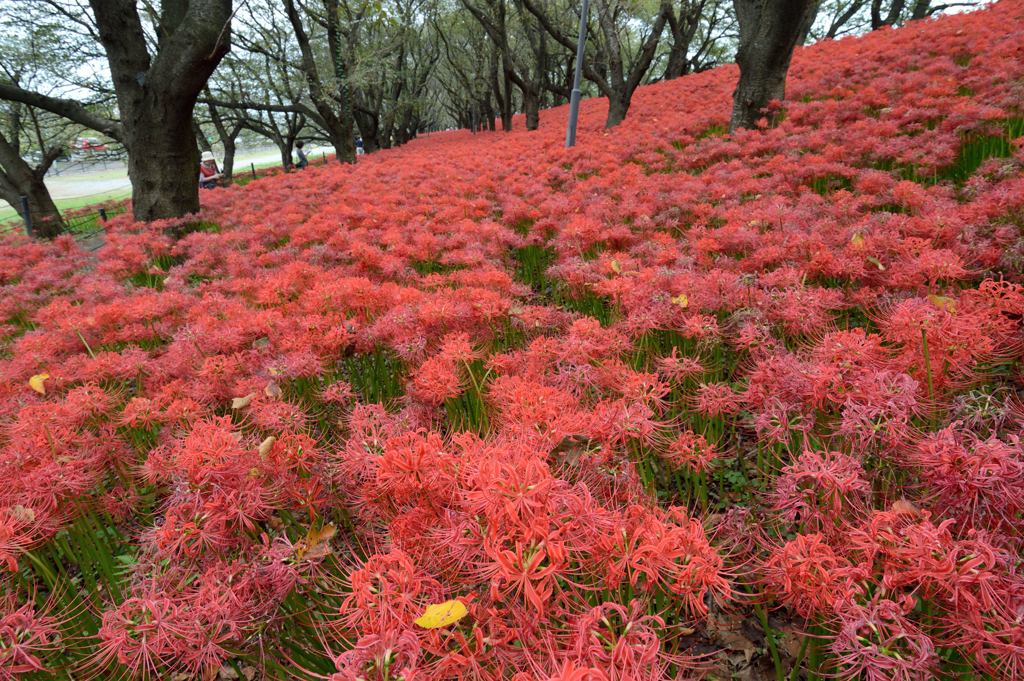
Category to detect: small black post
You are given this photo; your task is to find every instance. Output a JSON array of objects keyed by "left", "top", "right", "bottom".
[
  {"left": 251, "top": 163, "right": 257, "bottom": 180},
  {"left": 99, "top": 208, "right": 108, "bottom": 221},
  {"left": 19, "top": 195, "right": 33, "bottom": 238},
  {"left": 472, "top": 102, "right": 478, "bottom": 135},
  {"left": 322, "top": 152, "right": 326, "bottom": 164}
]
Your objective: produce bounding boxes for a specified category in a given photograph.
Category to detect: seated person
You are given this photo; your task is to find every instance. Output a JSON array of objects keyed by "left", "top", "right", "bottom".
[{"left": 199, "top": 151, "right": 223, "bottom": 189}]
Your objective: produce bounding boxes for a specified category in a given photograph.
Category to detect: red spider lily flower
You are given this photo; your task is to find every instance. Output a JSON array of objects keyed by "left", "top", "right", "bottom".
[
  {"left": 764, "top": 534, "right": 858, "bottom": 618},
  {"left": 0, "top": 591, "right": 62, "bottom": 678},
  {"left": 331, "top": 629, "right": 423, "bottom": 681},
  {"left": 662, "top": 431, "right": 720, "bottom": 474},
  {"left": 912, "top": 426, "right": 1024, "bottom": 537},
  {"left": 340, "top": 551, "right": 444, "bottom": 636},
  {"left": 411, "top": 356, "right": 465, "bottom": 406},
  {"left": 486, "top": 539, "right": 564, "bottom": 617},
  {"left": 656, "top": 348, "right": 705, "bottom": 384},
  {"left": 830, "top": 597, "right": 938, "bottom": 681},
  {"left": 772, "top": 450, "right": 871, "bottom": 536},
  {"left": 692, "top": 383, "right": 743, "bottom": 419},
  {"left": 542, "top": 659, "right": 609, "bottom": 681},
  {"left": 956, "top": 598, "right": 1024, "bottom": 681},
  {"left": 572, "top": 600, "right": 669, "bottom": 681},
  {"left": 586, "top": 399, "right": 662, "bottom": 448}
]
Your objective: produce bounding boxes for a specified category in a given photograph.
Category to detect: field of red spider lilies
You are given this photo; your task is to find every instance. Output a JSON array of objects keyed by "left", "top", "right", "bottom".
[{"left": 4, "top": 4, "right": 1024, "bottom": 681}]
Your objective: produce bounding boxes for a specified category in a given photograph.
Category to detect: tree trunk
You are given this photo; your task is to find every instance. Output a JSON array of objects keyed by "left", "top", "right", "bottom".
[
  {"left": 90, "top": 0, "right": 233, "bottom": 222},
  {"left": 195, "top": 121, "right": 213, "bottom": 151},
  {"left": 221, "top": 137, "right": 237, "bottom": 180},
  {"left": 909, "top": 0, "right": 931, "bottom": 20},
  {"left": 205, "top": 97, "right": 240, "bottom": 179},
  {"left": 871, "top": 0, "right": 907, "bottom": 29},
  {"left": 664, "top": 42, "right": 689, "bottom": 80},
  {"left": 522, "top": 86, "right": 540, "bottom": 131},
  {"left": 502, "top": 66, "right": 514, "bottom": 131},
  {"left": 124, "top": 102, "right": 205, "bottom": 221},
  {"left": 324, "top": 0, "right": 357, "bottom": 163},
  {"left": 485, "top": 100, "right": 496, "bottom": 131},
  {"left": 664, "top": 0, "right": 705, "bottom": 80},
  {"left": 0, "top": 130, "right": 65, "bottom": 237},
  {"left": 279, "top": 139, "right": 293, "bottom": 172},
  {"left": 284, "top": 0, "right": 356, "bottom": 164},
  {"left": 355, "top": 110, "right": 380, "bottom": 153},
  {"left": 606, "top": 89, "right": 630, "bottom": 128},
  {"left": 796, "top": 0, "right": 821, "bottom": 45},
  {"left": 730, "top": 0, "right": 817, "bottom": 133},
  {"left": 380, "top": 115, "right": 395, "bottom": 148}
]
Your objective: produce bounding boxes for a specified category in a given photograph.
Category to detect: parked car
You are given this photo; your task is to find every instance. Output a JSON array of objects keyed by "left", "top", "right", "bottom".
[{"left": 70, "top": 137, "right": 109, "bottom": 152}]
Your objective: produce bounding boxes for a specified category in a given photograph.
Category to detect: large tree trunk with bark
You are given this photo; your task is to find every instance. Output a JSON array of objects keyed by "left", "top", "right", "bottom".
[
  {"left": 796, "top": 0, "right": 820, "bottom": 45},
  {"left": 501, "top": 66, "right": 514, "bottom": 131},
  {"left": 522, "top": 85, "right": 540, "bottom": 131},
  {"left": 730, "top": 0, "right": 816, "bottom": 133},
  {"left": 606, "top": 90, "right": 631, "bottom": 128},
  {"left": 356, "top": 110, "right": 380, "bottom": 153},
  {"left": 125, "top": 102, "right": 207, "bottom": 221},
  {"left": 0, "top": 1, "right": 232, "bottom": 225},
  {"left": 91, "top": 0, "right": 233, "bottom": 222},
  {"left": 491, "top": 49, "right": 514, "bottom": 132}
]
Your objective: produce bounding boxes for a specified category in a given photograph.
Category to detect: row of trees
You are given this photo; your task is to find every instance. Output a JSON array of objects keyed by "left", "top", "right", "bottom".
[{"left": 0, "top": 0, "right": 976, "bottom": 230}]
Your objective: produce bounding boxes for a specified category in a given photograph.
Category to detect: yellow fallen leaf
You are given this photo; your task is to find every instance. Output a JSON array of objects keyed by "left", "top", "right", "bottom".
[
  {"left": 671, "top": 294, "right": 689, "bottom": 309},
  {"left": 928, "top": 295, "right": 956, "bottom": 314},
  {"left": 415, "top": 599, "right": 469, "bottom": 628},
  {"left": 258, "top": 436, "right": 276, "bottom": 458},
  {"left": 232, "top": 393, "right": 256, "bottom": 409},
  {"left": 10, "top": 505, "right": 35, "bottom": 522},
  {"left": 890, "top": 498, "right": 921, "bottom": 519},
  {"left": 29, "top": 374, "right": 49, "bottom": 395},
  {"left": 850, "top": 233, "right": 865, "bottom": 249},
  {"left": 610, "top": 259, "right": 621, "bottom": 274},
  {"left": 295, "top": 524, "right": 336, "bottom": 561}
]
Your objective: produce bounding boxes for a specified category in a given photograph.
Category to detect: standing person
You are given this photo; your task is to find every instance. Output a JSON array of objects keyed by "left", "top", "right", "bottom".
[
  {"left": 295, "top": 141, "right": 309, "bottom": 169},
  {"left": 356, "top": 138, "right": 364, "bottom": 156},
  {"left": 199, "top": 151, "right": 222, "bottom": 189}
]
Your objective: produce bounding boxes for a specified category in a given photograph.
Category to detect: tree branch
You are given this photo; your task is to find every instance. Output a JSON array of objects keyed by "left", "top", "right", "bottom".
[{"left": 0, "top": 82, "right": 123, "bottom": 140}]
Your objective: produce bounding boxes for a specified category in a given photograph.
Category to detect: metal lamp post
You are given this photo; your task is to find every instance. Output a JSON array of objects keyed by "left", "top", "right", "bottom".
[
  {"left": 470, "top": 71, "right": 478, "bottom": 135},
  {"left": 565, "top": 0, "right": 590, "bottom": 148}
]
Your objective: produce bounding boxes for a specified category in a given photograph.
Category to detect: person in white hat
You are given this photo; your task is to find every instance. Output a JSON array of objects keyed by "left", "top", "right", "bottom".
[{"left": 199, "top": 150, "right": 223, "bottom": 189}]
